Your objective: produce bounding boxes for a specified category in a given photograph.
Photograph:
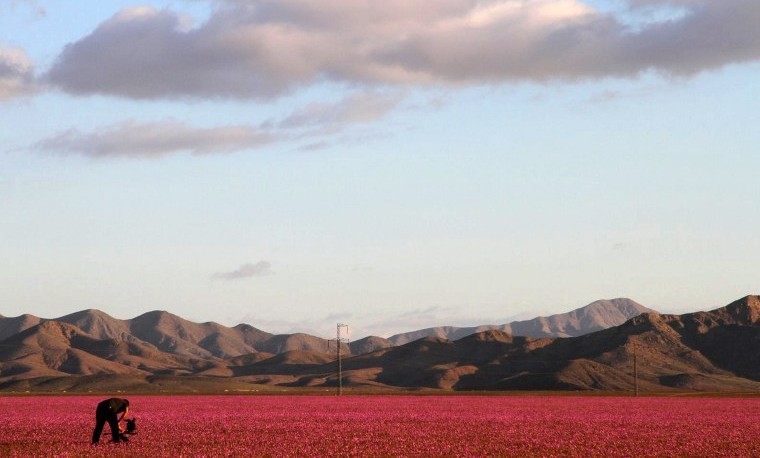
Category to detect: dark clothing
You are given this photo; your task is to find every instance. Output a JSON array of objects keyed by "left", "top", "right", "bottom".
[{"left": 92, "top": 398, "right": 129, "bottom": 444}]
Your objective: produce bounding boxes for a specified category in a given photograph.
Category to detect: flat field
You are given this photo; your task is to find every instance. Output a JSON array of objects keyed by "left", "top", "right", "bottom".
[{"left": 1, "top": 395, "right": 758, "bottom": 457}]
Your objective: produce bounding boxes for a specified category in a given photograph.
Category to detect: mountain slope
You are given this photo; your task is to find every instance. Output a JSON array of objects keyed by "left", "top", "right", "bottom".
[
  {"left": 350, "top": 336, "right": 393, "bottom": 355},
  {"left": 291, "top": 296, "right": 759, "bottom": 391},
  {"left": 653, "top": 295, "right": 760, "bottom": 381},
  {"left": 508, "top": 298, "right": 657, "bottom": 337},
  {"left": 0, "top": 314, "right": 42, "bottom": 342},
  {"left": 127, "top": 310, "right": 272, "bottom": 359},
  {"left": 0, "top": 321, "right": 150, "bottom": 380},
  {"left": 254, "top": 333, "right": 341, "bottom": 355},
  {"left": 54, "top": 309, "right": 131, "bottom": 340},
  {"left": 1, "top": 296, "right": 757, "bottom": 392},
  {"left": 388, "top": 298, "right": 656, "bottom": 345}
]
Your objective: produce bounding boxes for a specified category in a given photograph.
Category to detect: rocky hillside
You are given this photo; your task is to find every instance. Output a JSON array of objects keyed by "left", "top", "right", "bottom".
[
  {"left": 292, "top": 295, "right": 760, "bottom": 391},
  {"left": 1, "top": 296, "right": 757, "bottom": 392}
]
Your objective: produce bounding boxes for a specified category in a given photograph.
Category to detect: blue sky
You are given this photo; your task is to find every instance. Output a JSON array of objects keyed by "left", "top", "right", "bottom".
[{"left": 1, "top": 0, "right": 758, "bottom": 338}]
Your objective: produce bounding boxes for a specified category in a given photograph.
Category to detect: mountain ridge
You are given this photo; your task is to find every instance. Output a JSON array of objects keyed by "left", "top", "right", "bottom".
[
  {"left": 3, "top": 296, "right": 757, "bottom": 392},
  {"left": 388, "top": 298, "right": 655, "bottom": 345},
  {"left": 0, "top": 297, "right": 653, "bottom": 359}
]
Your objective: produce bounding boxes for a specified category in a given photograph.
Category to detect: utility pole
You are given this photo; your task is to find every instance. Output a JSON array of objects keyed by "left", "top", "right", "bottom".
[
  {"left": 328, "top": 323, "right": 349, "bottom": 395},
  {"left": 633, "top": 341, "right": 639, "bottom": 397}
]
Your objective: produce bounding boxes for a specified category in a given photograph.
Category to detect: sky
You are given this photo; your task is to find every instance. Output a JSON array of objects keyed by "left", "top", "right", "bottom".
[{"left": 1, "top": 0, "right": 758, "bottom": 339}]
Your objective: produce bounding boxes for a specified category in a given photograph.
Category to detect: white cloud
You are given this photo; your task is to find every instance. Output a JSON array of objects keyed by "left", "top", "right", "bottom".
[
  {"left": 34, "top": 120, "right": 275, "bottom": 158},
  {"left": 43, "top": 0, "right": 760, "bottom": 100},
  {"left": 33, "top": 90, "right": 406, "bottom": 157},
  {"left": 0, "top": 45, "right": 37, "bottom": 101},
  {"left": 275, "top": 91, "right": 404, "bottom": 131},
  {"left": 213, "top": 261, "right": 273, "bottom": 280}
]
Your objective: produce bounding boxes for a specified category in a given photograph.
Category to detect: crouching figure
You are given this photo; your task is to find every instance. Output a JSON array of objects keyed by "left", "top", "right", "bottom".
[{"left": 92, "top": 398, "right": 131, "bottom": 444}]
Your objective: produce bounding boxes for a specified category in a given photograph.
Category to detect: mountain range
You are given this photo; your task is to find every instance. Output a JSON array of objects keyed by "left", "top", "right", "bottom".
[
  {"left": 387, "top": 298, "right": 655, "bottom": 344},
  {"left": 1, "top": 296, "right": 758, "bottom": 392}
]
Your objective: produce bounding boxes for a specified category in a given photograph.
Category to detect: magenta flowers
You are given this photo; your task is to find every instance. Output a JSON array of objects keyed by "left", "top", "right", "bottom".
[{"left": 1, "top": 395, "right": 758, "bottom": 457}]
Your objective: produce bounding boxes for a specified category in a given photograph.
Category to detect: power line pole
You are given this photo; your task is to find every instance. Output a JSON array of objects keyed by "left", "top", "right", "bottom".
[
  {"left": 633, "top": 341, "right": 639, "bottom": 397},
  {"left": 328, "top": 323, "right": 349, "bottom": 395}
]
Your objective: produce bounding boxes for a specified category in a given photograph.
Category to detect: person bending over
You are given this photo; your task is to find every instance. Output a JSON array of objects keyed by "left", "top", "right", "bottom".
[{"left": 92, "top": 397, "right": 130, "bottom": 444}]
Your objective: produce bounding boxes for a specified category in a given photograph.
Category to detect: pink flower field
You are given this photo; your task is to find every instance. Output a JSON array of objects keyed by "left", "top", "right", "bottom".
[{"left": 1, "top": 395, "right": 758, "bottom": 457}]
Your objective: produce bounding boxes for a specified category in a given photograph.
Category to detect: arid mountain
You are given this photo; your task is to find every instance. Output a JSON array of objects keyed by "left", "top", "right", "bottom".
[
  {"left": 0, "top": 308, "right": 344, "bottom": 383},
  {"left": 350, "top": 336, "right": 393, "bottom": 355},
  {"left": 388, "top": 298, "right": 656, "bottom": 345},
  {"left": 0, "top": 298, "right": 649, "bottom": 365},
  {"left": 128, "top": 310, "right": 259, "bottom": 359},
  {"left": 1, "top": 296, "right": 757, "bottom": 392},
  {"left": 327, "top": 295, "right": 759, "bottom": 391},
  {"left": 0, "top": 321, "right": 151, "bottom": 380},
  {"left": 0, "top": 313, "right": 42, "bottom": 342},
  {"left": 56, "top": 309, "right": 132, "bottom": 340}
]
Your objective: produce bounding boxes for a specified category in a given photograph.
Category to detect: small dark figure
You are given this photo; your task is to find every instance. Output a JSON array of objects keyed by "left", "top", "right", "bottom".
[{"left": 92, "top": 398, "right": 130, "bottom": 444}]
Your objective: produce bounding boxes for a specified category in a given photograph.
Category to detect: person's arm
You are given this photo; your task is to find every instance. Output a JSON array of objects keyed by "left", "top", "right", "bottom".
[{"left": 117, "top": 406, "right": 130, "bottom": 431}]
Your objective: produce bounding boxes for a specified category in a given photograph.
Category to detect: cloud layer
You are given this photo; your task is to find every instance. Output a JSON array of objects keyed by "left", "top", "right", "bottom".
[
  {"left": 274, "top": 91, "right": 404, "bottom": 131},
  {"left": 213, "top": 261, "right": 273, "bottom": 280},
  {"left": 33, "top": 89, "right": 403, "bottom": 157},
  {"left": 43, "top": 0, "right": 760, "bottom": 100},
  {"left": 34, "top": 120, "right": 274, "bottom": 158}
]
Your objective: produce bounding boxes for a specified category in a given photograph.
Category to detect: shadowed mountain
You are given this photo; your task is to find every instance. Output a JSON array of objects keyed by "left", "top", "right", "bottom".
[
  {"left": 1, "top": 296, "right": 758, "bottom": 392},
  {"left": 388, "top": 298, "right": 656, "bottom": 345},
  {"left": 228, "top": 350, "right": 336, "bottom": 377},
  {"left": 0, "top": 313, "right": 42, "bottom": 342},
  {"left": 289, "top": 296, "right": 760, "bottom": 391},
  {"left": 651, "top": 295, "right": 760, "bottom": 381}
]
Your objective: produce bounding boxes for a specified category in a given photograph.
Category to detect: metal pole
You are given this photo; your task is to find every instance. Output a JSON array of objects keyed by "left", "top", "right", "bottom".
[
  {"left": 633, "top": 341, "right": 639, "bottom": 397},
  {"left": 332, "top": 323, "right": 348, "bottom": 396},
  {"left": 337, "top": 323, "right": 342, "bottom": 396}
]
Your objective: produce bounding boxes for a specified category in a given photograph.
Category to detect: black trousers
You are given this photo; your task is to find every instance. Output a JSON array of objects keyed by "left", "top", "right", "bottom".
[{"left": 92, "top": 401, "right": 121, "bottom": 444}]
